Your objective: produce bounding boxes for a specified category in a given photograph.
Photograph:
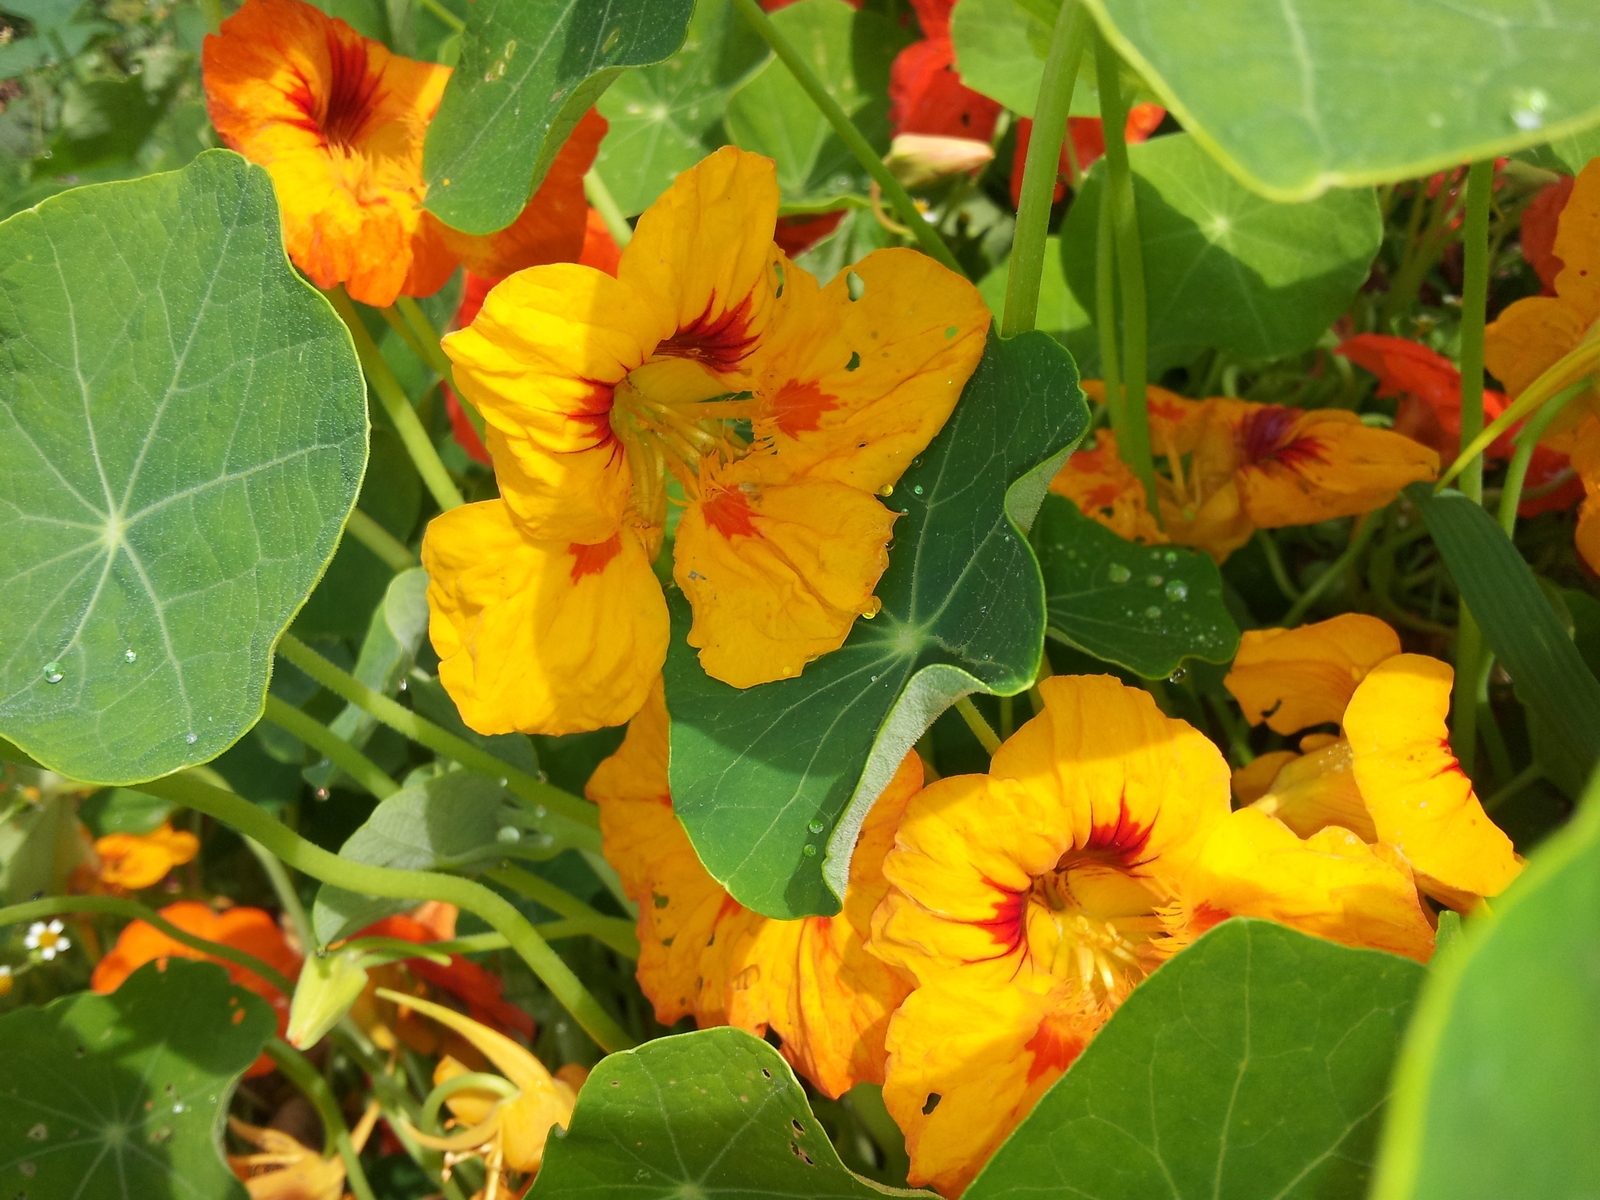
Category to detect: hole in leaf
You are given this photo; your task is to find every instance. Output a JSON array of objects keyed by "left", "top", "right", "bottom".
[
  {"left": 760, "top": 1068, "right": 772, "bottom": 1079},
  {"left": 789, "top": 1141, "right": 815, "bottom": 1165},
  {"left": 791, "top": 1118, "right": 805, "bottom": 1136}
]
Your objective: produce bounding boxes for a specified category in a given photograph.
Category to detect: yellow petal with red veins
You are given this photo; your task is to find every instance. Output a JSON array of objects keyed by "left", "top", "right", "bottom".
[
  {"left": 202, "top": 0, "right": 450, "bottom": 308},
  {"left": 1224, "top": 613, "right": 1402, "bottom": 734},
  {"left": 1048, "top": 429, "right": 1168, "bottom": 546},
  {"left": 1230, "top": 749, "right": 1299, "bottom": 804},
  {"left": 1170, "top": 807, "right": 1435, "bottom": 962},
  {"left": 443, "top": 265, "right": 659, "bottom": 544},
  {"left": 752, "top": 247, "right": 990, "bottom": 493},
  {"left": 618, "top": 145, "right": 781, "bottom": 381},
  {"left": 1344, "top": 654, "right": 1521, "bottom": 904},
  {"left": 422, "top": 501, "right": 667, "bottom": 736},
  {"left": 673, "top": 456, "right": 896, "bottom": 688}
]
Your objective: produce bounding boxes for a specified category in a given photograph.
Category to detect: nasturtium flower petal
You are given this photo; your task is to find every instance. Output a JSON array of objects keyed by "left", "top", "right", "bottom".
[
  {"left": 1224, "top": 613, "right": 1402, "bottom": 734},
  {"left": 1570, "top": 416, "right": 1600, "bottom": 573},
  {"left": 1230, "top": 748, "right": 1300, "bottom": 804},
  {"left": 94, "top": 823, "right": 200, "bottom": 890},
  {"left": 673, "top": 456, "right": 897, "bottom": 687},
  {"left": 1048, "top": 429, "right": 1168, "bottom": 546},
  {"left": 1249, "top": 738, "right": 1376, "bottom": 843},
  {"left": 1344, "top": 654, "right": 1521, "bottom": 905},
  {"left": 421, "top": 501, "right": 667, "bottom": 736}
]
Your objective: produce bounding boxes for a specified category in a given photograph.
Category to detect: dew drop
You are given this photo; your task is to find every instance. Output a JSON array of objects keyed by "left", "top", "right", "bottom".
[
  {"left": 1145, "top": 574, "right": 1163, "bottom": 588},
  {"left": 801, "top": 844, "right": 818, "bottom": 857},
  {"left": 1510, "top": 86, "right": 1549, "bottom": 131},
  {"left": 1168, "top": 667, "right": 1188, "bottom": 684},
  {"left": 879, "top": 483, "right": 894, "bottom": 497},
  {"left": 497, "top": 826, "right": 522, "bottom": 844},
  {"left": 1165, "top": 580, "right": 1188, "bottom": 602},
  {"left": 912, "top": 484, "right": 924, "bottom": 495},
  {"left": 42, "top": 662, "right": 63, "bottom": 684},
  {"left": 184, "top": 733, "right": 197, "bottom": 745},
  {"left": 1163, "top": 550, "right": 1179, "bottom": 564},
  {"left": 314, "top": 787, "right": 330, "bottom": 801},
  {"left": 807, "top": 819, "right": 825, "bottom": 834},
  {"left": 1144, "top": 605, "right": 1162, "bottom": 619},
  {"left": 397, "top": 678, "right": 407, "bottom": 691},
  {"left": 1107, "top": 563, "right": 1131, "bottom": 584},
  {"left": 533, "top": 804, "right": 547, "bottom": 820},
  {"left": 124, "top": 648, "right": 137, "bottom": 663}
]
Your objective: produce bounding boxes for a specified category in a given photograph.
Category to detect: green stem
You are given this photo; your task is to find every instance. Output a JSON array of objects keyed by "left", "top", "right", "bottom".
[
  {"left": 420, "top": 1071, "right": 519, "bottom": 1134},
  {"left": 0, "top": 896, "right": 293, "bottom": 994},
  {"left": 485, "top": 865, "right": 640, "bottom": 958},
  {"left": 953, "top": 697, "right": 1002, "bottom": 755},
  {"left": 1095, "top": 31, "right": 1159, "bottom": 519},
  {"left": 276, "top": 635, "right": 601, "bottom": 841},
  {"left": 378, "top": 303, "right": 438, "bottom": 372},
  {"left": 243, "top": 835, "right": 316, "bottom": 954},
  {"left": 265, "top": 1038, "right": 379, "bottom": 1200},
  {"left": 1096, "top": 160, "right": 1124, "bottom": 446},
  {"left": 394, "top": 297, "right": 457, "bottom": 383},
  {"left": 357, "top": 919, "right": 637, "bottom": 960},
  {"left": 199, "top": 0, "right": 223, "bottom": 33},
  {"left": 1483, "top": 761, "right": 1543, "bottom": 813},
  {"left": 130, "top": 770, "right": 634, "bottom": 1053},
  {"left": 1255, "top": 529, "right": 1302, "bottom": 602},
  {"left": 1457, "top": 160, "right": 1494, "bottom": 506},
  {"left": 416, "top": 0, "right": 465, "bottom": 34},
  {"left": 1497, "top": 380, "right": 1585, "bottom": 536},
  {"left": 1454, "top": 609, "right": 1484, "bottom": 777},
  {"left": 1281, "top": 510, "right": 1385, "bottom": 627},
  {"left": 326, "top": 287, "right": 465, "bottom": 512},
  {"left": 345, "top": 507, "right": 418, "bottom": 571},
  {"left": 263, "top": 695, "right": 400, "bottom": 799},
  {"left": 730, "top": 0, "right": 963, "bottom": 275},
  {"left": 1475, "top": 661, "right": 1514, "bottom": 784},
  {"left": 1002, "top": 0, "right": 1090, "bottom": 337},
  {"left": 583, "top": 170, "right": 634, "bottom": 248}
]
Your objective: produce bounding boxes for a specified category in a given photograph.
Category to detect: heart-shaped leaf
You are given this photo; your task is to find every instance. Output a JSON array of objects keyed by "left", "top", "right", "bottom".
[
  {"left": 1035, "top": 494, "right": 1239, "bottom": 678},
  {"left": 529, "top": 1026, "right": 930, "bottom": 1199},
  {"left": 1059, "top": 133, "right": 1381, "bottom": 373},
  {"left": 0, "top": 958, "right": 276, "bottom": 1200},
  {"left": 1085, "top": 0, "right": 1600, "bottom": 201},
  {"left": 0, "top": 149, "right": 366, "bottom": 785},
  {"left": 967, "top": 919, "right": 1426, "bottom": 1199},
  {"left": 664, "top": 331, "right": 1087, "bottom": 919},
  {"left": 422, "top": 0, "right": 696, "bottom": 234}
]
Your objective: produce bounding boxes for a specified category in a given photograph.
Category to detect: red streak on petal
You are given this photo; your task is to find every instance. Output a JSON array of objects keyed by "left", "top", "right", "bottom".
[
  {"left": 1238, "top": 405, "right": 1326, "bottom": 471},
  {"left": 769, "top": 378, "right": 838, "bottom": 437},
  {"left": 1024, "top": 1012, "right": 1087, "bottom": 1083},
  {"left": 1188, "top": 902, "right": 1231, "bottom": 938},
  {"left": 657, "top": 294, "right": 760, "bottom": 372},
  {"left": 569, "top": 534, "right": 622, "bottom": 582},
  {"left": 1083, "top": 483, "right": 1121, "bottom": 509},
  {"left": 701, "top": 485, "right": 759, "bottom": 540},
  {"left": 971, "top": 877, "right": 1028, "bottom": 955},
  {"left": 1086, "top": 795, "right": 1153, "bottom": 865}
]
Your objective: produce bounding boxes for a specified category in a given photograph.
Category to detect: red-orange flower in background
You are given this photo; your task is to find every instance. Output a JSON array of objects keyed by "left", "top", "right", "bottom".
[
  {"left": 887, "top": 0, "right": 1002, "bottom": 144},
  {"left": 587, "top": 680, "right": 919, "bottom": 1100},
  {"left": 92, "top": 902, "right": 303, "bottom": 1077},
  {"left": 1520, "top": 173, "right": 1575, "bottom": 294},
  {"left": 203, "top": 0, "right": 603, "bottom": 307},
  {"left": 1006, "top": 105, "right": 1166, "bottom": 207}
]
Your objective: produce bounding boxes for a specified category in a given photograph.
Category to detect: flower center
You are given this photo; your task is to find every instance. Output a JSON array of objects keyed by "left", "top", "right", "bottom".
[{"left": 1026, "top": 860, "right": 1168, "bottom": 1013}]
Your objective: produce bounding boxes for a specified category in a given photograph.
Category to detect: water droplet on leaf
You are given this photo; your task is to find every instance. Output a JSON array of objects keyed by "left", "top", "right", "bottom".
[
  {"left": 1168, "top": 667, "right": 1188, "bottom": 684},
  {"left": 1165, "top": 580, "right": 1188, "bottom": 601},
  {"left": 185, "top": 733, "right": 197, "bottom": 745},
  {"left": 1145, "top": 574, "right": 1163, "bottom": 587},
  {"left": 1144, "top": 605, "right": 1162, "bottom": 619},
  {"left": 42, "top": 662, "right": 62, "bottom": 684},
  {"left": 124, "top": 648, "right": 137, "bottom": 663},
  {"left": 1107, "top": 563, "right": 1131, "bottom": 584},
  {"left": 802, "top": 844, "right": 818, "bottom": 857},
  {"left": 807, "top": 819, "right": 825, "bottom": 834}
]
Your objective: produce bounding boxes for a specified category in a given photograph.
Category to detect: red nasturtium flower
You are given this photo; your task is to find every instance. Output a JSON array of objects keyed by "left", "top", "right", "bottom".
[
  {"left": 865, "top": 674, "right": 1437, "bottom": 1195},
  {"left": 589, "top": 680, "right": 919, "bottom": 1099},
  {"left": 202, "top": 0, "right": 603, "bottom": 307},
  {"left": 92, "top": 902, "right": 303, "bottom": 1077},
  {"left": 1521, "top": 174, "right": 1576, "bottom": 294},
  {"left": 888, "top": 0, "right": 1002, "bottom": 144},
  {"left": 424, "top": 147, "right": 989, "bottom": 735}
]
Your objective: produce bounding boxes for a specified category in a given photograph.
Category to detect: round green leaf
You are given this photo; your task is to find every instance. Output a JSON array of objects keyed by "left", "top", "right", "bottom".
[
  {"left": 664, "top": 331, "right": 1088, "bottom": 919},
  {"left": 1059, "top": 133, "right": 1381, "bottom": 369},
  {"left": 968, "top": 920, "right": 1426, "bottom": 1200},
  {"left": 529, "top": 1026, "right": 928, "bottom": 1199},
  {"left": 0, "top": 150, "right": 366, "bottom": 784},
  {"left": 1035, "top": 494, "right": 1239, "bottom": 678},
  {"left": 1086, "top": 0, "right": 1600, "bottom": 201},
  {"left": 1374, "top": 781, "right": 1600, "bottom": 1200},
  {"left": 0, "top": 958, "right": 276, "bottom": 1200}
]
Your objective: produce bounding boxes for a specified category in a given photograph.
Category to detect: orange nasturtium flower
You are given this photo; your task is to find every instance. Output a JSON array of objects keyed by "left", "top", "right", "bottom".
[
  {"left": 1051, "top": 383, "right": 1439, "bottom": 560},
  {"left": 587, "top": 680, "right": 918, "bottom": 1099},
  {"left": 93, "top": 821, "right": 199, "bottom": 889},
  {"left": 229, "top": 1106, "right": 379, "bottom": 1200},
  {"left": 1224, "top": 615, "right": 1522, "bottom": 910},
  {"left": 864, "top": 674, "right": 1435, "bottom": 1195},
  {"left": 424, "top": 146, "right": 989, "bottom": 734},
  {"left": 92, "top": 901, "right": 303, "bottom": 1078},
  {"left": 202, "top": 0, "right": 603, "bottom": 307}
]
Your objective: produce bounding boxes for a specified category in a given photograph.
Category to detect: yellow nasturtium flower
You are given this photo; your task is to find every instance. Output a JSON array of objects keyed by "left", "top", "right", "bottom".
[
  {"left": 425, "top": 146, "right": 989, "bottom": 734},
  {"left": 587, "top": 680, "right": 919, "bottom": 1099},
  {"left": 1224, "top": 617, "right": 1522, "bottom": 910},
  {"left": 864, "top": 675, "right": 1435, "bottom": 1195}
]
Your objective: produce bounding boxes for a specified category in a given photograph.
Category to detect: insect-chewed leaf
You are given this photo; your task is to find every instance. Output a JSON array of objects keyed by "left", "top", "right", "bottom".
[
  {"left": 1035, "top": 494, "right": 1239, "bottom": 678},
  {"left": 0, "top": 150, "right": 366, "bottom": 785},
  {"left": 529, "top": 1026, "right": 932, "bottom": 1199},
  {"left": 423, "top": 0, "right": 695, "bottom": 234},
  {"left": 0, "top": 957, "right": 275, "bottom": 1200},
  {"left": 1085, "top": 0, "right": 1600, "bottom": 201},
  {"left": 664, "top": 331, "right": 1088, "bottom": 920},
  {"left": 967, "top": 920, "right": 1425, "bottom": 1200}
]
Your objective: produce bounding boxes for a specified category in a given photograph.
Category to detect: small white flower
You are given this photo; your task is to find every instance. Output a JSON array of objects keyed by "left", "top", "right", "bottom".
[{"left": 24, "top": 920, "right": 70, "bottom": 961}]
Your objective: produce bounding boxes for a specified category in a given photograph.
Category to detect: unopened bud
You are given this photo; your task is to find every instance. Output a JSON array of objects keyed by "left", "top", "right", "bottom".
[
  {"left": 885, "top": 134, "right": 995, "bottom": 189},
  {"left": 286, "top": 948, "right": 369, "bottom": 1048}
]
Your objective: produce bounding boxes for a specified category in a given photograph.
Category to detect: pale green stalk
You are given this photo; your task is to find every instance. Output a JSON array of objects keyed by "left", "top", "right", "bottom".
[
  {"left": 345, "top": 508, "right": 418, "bottom": 571},
  {"left": 263, "top": 694, "right": 400, "bottom": 799},
  {"left": 584, "top": 170, "right": 634, "bottom": 248}
]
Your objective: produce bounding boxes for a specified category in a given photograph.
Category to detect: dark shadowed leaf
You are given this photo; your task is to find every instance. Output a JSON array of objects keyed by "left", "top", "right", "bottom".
[
  {"left": 968, "top": 919, "right": 1426, "bottom": 1200},
  {"left": 422, "top": 0, "right": 695, "bottom": 234},
  {"left": 0, "top": 150, "right": 366, "bottom": 784},
  {"left": 665, "top": 331, "right": 1087, "bottom": 919},
  {"left": 1035, "top": 494, "right": 1239, "bottom": 678},
  {"left": 0, "top": 958, "right": 275, "bottom": 1200}
]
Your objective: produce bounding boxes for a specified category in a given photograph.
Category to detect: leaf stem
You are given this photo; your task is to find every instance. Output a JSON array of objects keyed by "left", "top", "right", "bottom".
[
  {"left": 484, "top": 864, "right": 640, "bottom": 959},
  {"left": 243, "top": 834, "right": 317, "bottom": 954},
  {"left": 345, "top": 507, "right": 419, "bottom": 571},
  {"left": 326, "top": 287, "right": 465, "bottom": 512},
  {"left": 1255, "top": 529, "right": 1302, "bottom": 602},
  {"left": 1280, "top": 509, "right": 1385, "bottom": 627},
  {"left": 1453, "top": 610, "right": 1484, "bottom": 776},
  {"left": 1497, "top": 380, "right": 1585, "bottom": 537},
  {"left": 416, "top": 0, "right": 465, "bottom": 34},
  {"left": 132, "top": 770, "right": 635, "bottom": 1053},
  {"left": 1457, "top": 160, "right": 1495, "bottom": 506},
  {"left": 265, "top": 1038, "right": 379, "bottom": 1200},
  {"left": 0, "top": 895, "right": 293, "bottom": 994},
  {"left": 263, "top": 695, "right": 400, "bottom": 799},
  {"left": 583, "top": 170, "right": 634, "bottom": 247},
  {"left": 1095, "top": 154, "right": 1124, "bottom": 449},
  {"left": 276, "top": 634, "right": 601, "bottom": 842},
  {"left": 1094, "top": 31, "right": 1160, "bottom": 519},
  {"left": 729, "top": 0, "right": 963, "bottom": 275},
  {"left": 954, "top": 697, "right": 1003, "bottom": 755},
  {"left": 1002, "top": 0, "right": 1090, "bottom": 337},
  {"left": 394, "top": 296, "right": 458, "bottom": 383}
]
